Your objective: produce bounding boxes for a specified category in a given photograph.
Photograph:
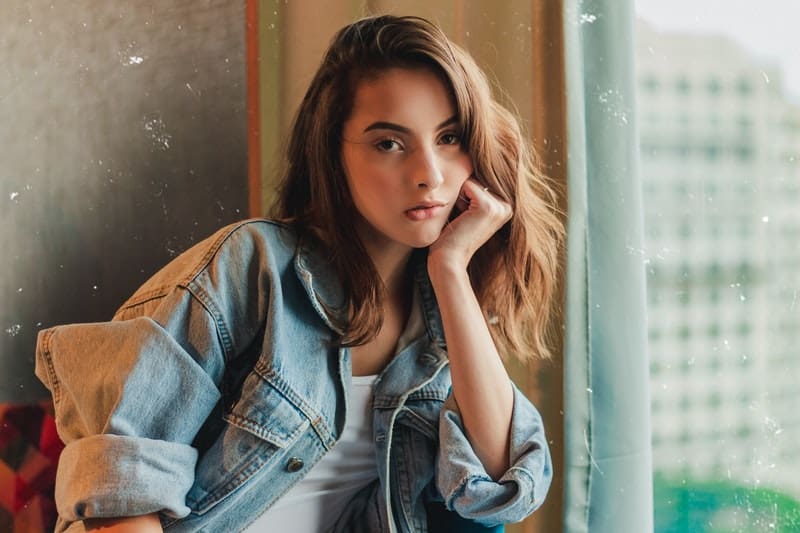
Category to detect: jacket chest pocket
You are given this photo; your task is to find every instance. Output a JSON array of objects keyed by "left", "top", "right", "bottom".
[
  {"left": 395, "top": 388, "right": 447, "bottom": 440},
  {"left": 396, "top": 404, "right": 438, "bottom": 441},
  {"left": 184, "top": 370, "right": 310, "bottom": 516}
]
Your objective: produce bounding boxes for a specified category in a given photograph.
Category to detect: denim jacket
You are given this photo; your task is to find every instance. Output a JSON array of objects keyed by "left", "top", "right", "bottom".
[{"left": 35, "top": 219, "right": 551, "bottom": 533}]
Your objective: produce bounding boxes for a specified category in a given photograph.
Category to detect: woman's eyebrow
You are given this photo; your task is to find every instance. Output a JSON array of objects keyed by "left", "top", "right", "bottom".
[{"left": 362, "top": 115, "right": 459, "bottom": 134}]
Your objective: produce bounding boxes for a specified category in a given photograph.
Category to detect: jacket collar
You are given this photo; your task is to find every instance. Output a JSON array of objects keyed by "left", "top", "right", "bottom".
[
  {"left": 293, "top": 243, "right": 446, "bottom": 349},
  {"left": 293, "top": 239, "right": 348, "bottom": 335}
]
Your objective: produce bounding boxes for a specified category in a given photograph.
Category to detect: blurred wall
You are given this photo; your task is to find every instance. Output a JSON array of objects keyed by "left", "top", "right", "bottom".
[{"left": 0, "top": 1, "right": 249, "bottom": 402}]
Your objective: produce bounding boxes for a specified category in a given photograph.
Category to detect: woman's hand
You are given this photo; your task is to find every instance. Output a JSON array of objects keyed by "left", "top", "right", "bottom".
[{"left": 428, "top": 176, "right": 512, "bottom": 271}]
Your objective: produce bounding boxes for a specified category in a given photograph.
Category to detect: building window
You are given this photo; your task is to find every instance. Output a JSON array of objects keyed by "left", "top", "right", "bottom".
[
  {"left": 679, "top": 219, "right": 691, "bottom": 239},
  {"left": 709, "top": 286, "right": 721, "bottom": 304},
  {"left": 737, "top": 262, "right": 753, "bottom": 282},
  {"left": 651, "top": 359, "right": 662, "bottom": 374},
  {"left": 678, "top": 290, "right": 690, "bottom": 305},
  {"left": 649, "top": 327, "right": 662, "bottom": 341},
  {"left": 708, "top": 392, "right": 722, "bottom": 408},
  {"left": 734, "top": 145, "right": 754, "bottom": 161},
  {"left": 707, "top": 77, "right": 722, "bottom": 95},
  {"left": 680, "top": 262, "right": 691, "bottom": 279},
  {"left": 738, "top": 218, "right": 752, "bottom": 239},
  {"left": 643, "top": 74, "right": 659, "bottom": 92},
  {"left": 705, "top": 144, "right": 720, "bottom": 160},
  {"left": 679, "top": 394, "right": 691, "bottom": 410},
  {"left": 708, "top": 262, "right": 722, "bottom": 281},
  {"left": 736, "top": 77, "right": 753, "bottom": 95},
  {"left": 652, "top": 432, "right": 663, "bottom": 447},
  {"left": 652, "top": 398, "right": 662, "bottom": 413},
  {"left": 737, "top": 115, "right": 753, "bottom": 130},
  {"left": 737, "top": 322, "right": 751, "bottom": 337}
]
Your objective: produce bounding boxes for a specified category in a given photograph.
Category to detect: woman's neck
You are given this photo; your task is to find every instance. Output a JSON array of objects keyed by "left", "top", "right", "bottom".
[
  {"left": 349, "top": 232, "right": 415, "bottom": 376},
  {"left": 367, "top": 243, "right": 413, "bottom": 298},
  {"left": 355, "top": 220, "right": 414, "bottom": 297}
]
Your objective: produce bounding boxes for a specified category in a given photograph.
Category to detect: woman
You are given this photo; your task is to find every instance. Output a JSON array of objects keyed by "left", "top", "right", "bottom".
[{"left": 36, "top": 15, "right": 563, "bottom": 532}]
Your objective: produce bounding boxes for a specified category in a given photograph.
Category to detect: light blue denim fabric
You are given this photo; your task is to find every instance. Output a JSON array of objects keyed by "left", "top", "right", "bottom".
[{"left": 35, "top": 219, "right": 552, "bottom": 533}]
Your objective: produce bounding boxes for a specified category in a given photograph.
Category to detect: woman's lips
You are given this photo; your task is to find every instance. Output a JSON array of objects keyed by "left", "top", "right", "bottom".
[{"left": 405, "top": 204, "right": 446, "bottom": 221}]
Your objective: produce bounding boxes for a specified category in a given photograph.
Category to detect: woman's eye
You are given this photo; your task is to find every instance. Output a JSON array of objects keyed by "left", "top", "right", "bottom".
[
  {"left": 439, "top": 132, "right": 461, "bottom": 146},
  {"left": 375, "top": 139, "right": 403, "bottom": 152}
]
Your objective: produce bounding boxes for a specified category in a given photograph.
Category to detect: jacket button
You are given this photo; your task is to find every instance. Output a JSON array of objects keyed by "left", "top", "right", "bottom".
[{"left": 286, "top": 457, "right": 304, "bottom": 473}]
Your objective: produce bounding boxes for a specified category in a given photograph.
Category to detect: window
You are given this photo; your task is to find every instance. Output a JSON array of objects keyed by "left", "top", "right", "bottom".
[{"left": 636, "top": 2, "right": 800, "bottom": 530}]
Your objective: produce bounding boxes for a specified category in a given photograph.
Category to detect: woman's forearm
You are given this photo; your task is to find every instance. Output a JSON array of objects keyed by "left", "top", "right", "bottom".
[
  {"left": 84, "top": 513, "right": 163, "bottom": 532},
  {"left": 428, "top": 259, "right": 514, "bottom": 480}
]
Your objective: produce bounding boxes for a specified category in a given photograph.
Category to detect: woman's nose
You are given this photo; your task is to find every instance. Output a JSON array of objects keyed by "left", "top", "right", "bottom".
[{"left": 413, "top": 149, "right": 444, "bottom": 189}]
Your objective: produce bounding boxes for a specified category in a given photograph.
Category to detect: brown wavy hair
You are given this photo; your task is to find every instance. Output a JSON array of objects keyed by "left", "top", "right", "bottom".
[{"left": 271, "top": 15, "right": 563, "bottom": 361}]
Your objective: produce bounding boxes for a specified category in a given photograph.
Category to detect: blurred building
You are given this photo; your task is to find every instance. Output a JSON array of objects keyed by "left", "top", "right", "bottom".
[{"left": 636, "top": 20, "right": 800, "bottom": 497}]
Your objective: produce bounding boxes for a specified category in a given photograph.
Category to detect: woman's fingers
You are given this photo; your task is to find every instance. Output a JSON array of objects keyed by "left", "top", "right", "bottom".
[
  {"left": 459, "top": 177, "right": 513, "bottom": 227},
  {"left": 433, "top": 176, "right": 513, "bottom": 268}
]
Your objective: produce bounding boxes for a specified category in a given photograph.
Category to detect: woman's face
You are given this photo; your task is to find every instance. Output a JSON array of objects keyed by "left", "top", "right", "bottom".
[{"left": 341, "top": 67, "right": 473, "bottom": 256}]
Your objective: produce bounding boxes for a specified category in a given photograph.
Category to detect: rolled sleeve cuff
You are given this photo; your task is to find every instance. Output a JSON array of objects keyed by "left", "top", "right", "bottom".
[
  {"left": 56, "top": 434, "right": 198, "bottom": 522},
  {"left": 436, "top": 385, "right": 552, "bottom": 525}
]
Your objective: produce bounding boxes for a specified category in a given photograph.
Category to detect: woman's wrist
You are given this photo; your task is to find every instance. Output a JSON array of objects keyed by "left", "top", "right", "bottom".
[{"left": 427, "top": 252, "right": 469, "bottom": 286}]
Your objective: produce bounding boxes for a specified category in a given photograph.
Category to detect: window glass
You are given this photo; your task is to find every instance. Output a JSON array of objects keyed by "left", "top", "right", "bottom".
[{"left": 636, "top": 1, "right": 800, "bottom": 530}]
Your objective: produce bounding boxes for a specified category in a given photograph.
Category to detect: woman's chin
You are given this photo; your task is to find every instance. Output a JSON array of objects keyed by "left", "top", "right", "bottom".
[{"left": 407, "top": 228, "right": 444, "bottom": 249}]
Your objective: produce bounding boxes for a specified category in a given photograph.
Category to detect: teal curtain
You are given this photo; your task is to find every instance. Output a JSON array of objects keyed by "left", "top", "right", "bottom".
[{"left": 561, "top": 1, "right": 654, "bottom": 532}]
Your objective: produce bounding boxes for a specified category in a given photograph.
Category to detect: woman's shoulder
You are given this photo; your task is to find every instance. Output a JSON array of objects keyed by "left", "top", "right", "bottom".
[
  {"left": 116, "top": 218, "right": 300, "bottom": 313},
  {"left": 207, "top": 217, "right": 299, "bottom": 261}
]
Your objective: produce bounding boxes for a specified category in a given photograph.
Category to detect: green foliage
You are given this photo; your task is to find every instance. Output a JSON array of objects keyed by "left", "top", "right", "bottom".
[{"left": 654, "top": 473, "right": 800, "bottom": 532}]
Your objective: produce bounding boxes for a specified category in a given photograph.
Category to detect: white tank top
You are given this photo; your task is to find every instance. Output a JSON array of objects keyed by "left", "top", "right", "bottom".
[{"left": 242, "top": 374, "right": 378, "bottom": 533}]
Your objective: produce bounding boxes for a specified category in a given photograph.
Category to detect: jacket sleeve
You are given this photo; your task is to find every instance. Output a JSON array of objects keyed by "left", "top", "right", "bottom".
[
  {"left": 435, "top": 382, "right": 552, "bottom": 526},
  {"left": 35, "top": 288, "right": 225, "bottom": 523},
  {"left": 34, "top": 223, "right": 273, "bottom": 525}
]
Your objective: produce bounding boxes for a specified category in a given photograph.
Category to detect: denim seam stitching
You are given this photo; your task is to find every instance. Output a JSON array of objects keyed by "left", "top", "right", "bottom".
[
  {"left": 223, "top": 411, "right": 309, "bottom": 448},
  {"left": 39, "top": 329, "right": 61, "bottom": 405},
  {"left": 117, "top": 218, "right": 287, "bottom": 311},
  {"left": 185, "top": 281, "right": 235, "bottom": 362},
  {"left": 184, "top": 218, "right": 288, "bottom": 285}
]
